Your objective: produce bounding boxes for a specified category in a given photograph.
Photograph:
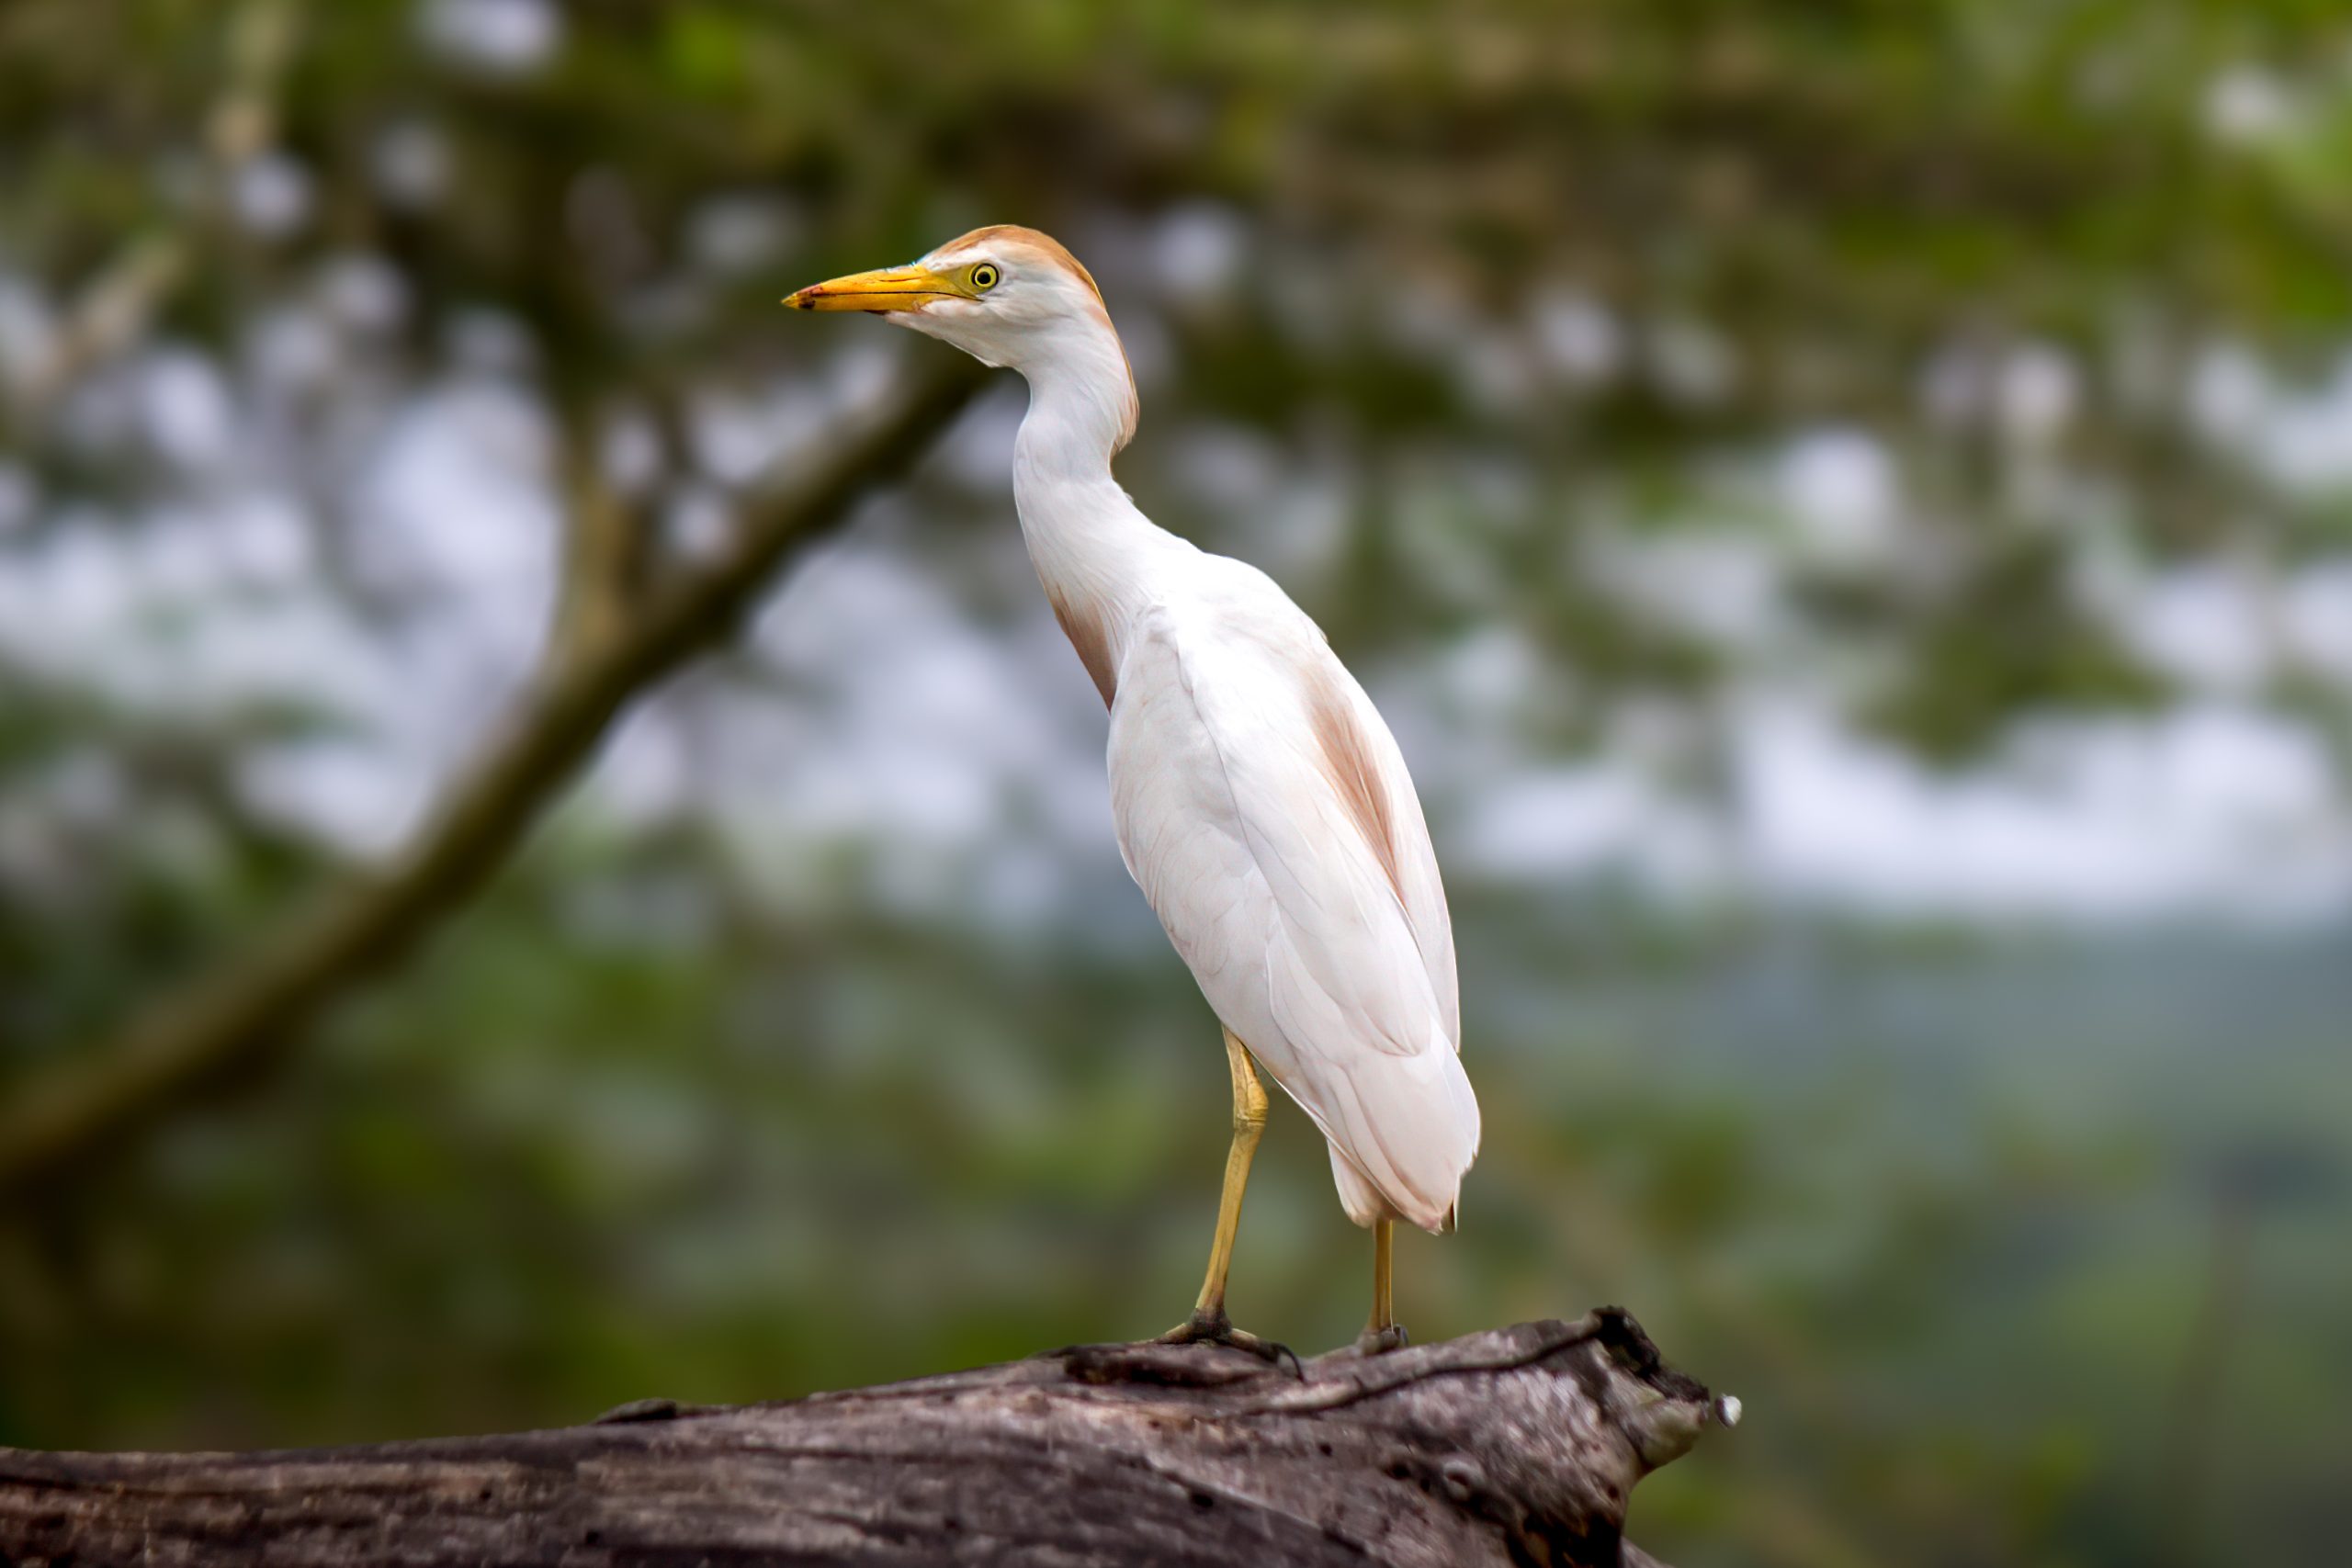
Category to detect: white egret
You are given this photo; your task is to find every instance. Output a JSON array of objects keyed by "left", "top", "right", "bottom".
[{"left": 787, "top": 227, "right": 1477, "bottom": 1358}]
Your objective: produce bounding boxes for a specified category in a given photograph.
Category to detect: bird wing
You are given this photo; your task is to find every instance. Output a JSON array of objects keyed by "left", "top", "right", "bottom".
[{"left": 1107, "top": 566, "right": 1476, "bottom": 1231}]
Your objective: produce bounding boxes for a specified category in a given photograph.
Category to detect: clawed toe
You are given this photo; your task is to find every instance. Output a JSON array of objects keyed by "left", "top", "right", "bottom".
[
  {"left": 1351, "top": 1322, "right": 1409, "bottom": 1357},
  {"left": 1156, "top": 1310, "right": 1304, "bottom": 1378}
]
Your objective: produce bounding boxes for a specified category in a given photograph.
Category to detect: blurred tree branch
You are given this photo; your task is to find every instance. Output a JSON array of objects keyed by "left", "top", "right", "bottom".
[
  {"left": 553, "top": 402, "right": 650, "bottom": 661},
  {"left": 0, "top": 358, "right": 987, "bottom": 1198},
  {"left": 6, "top": 0, "right": 295, "bottom": 422}
]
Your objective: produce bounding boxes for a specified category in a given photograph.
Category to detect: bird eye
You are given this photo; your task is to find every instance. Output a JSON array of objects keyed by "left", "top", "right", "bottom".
[{"left": 971, "top": 263, "right": 1001, "bottom": 291}]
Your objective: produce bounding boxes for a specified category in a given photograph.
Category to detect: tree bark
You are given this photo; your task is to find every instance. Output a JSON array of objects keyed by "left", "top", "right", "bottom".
[{"left": 0, "top": 1308, "right": 1732, "bottom": 1568}]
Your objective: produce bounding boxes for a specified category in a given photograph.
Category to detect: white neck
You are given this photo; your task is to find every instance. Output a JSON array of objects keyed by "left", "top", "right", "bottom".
[{"left": 1007, "top": 334, "right": 1178, "bottom": 706}]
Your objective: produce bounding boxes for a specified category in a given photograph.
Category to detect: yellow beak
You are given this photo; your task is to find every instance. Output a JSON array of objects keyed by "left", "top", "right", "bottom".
[{"left": 785, "top": 262, "right": 961, "bottom": 313}]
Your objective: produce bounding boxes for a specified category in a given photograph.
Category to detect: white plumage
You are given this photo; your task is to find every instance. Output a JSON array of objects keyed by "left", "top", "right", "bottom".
[
  {"left": 1107, "top": 567, "right": 1476, "bottom": 1232},
  {"left": 789, "top": 225, "right": 1478, "bottom": 1345}
]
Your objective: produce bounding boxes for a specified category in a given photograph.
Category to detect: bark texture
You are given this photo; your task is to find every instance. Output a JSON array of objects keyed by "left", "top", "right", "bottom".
[{"left": 0, "top": 1308, "right": 1731, "bottom": 1568}]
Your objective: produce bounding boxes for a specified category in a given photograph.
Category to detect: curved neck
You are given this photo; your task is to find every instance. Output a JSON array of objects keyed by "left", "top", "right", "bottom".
[
  {"left": 1006, "top": 308, "right": 1136, "bottom": 476},
  {"left": 1010, "top": 344, "right": 1172, "bottom": 707}
]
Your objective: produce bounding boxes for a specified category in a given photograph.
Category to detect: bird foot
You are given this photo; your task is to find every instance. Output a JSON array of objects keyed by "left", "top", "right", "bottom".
[
  {"left": 1351, "top": 1322, "right": 1410, "bottom": 1357},
  {"left": 1155, "top": 1308, "right": 1304, "bottom": 1378}
]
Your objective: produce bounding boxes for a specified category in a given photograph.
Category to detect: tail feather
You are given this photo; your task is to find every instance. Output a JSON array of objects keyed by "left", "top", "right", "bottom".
[
  {"left": 1323, "top": 1038, "right": 1480, "bottom": 1233},
  {"left": 1329, "top": 1142, "right": 1391, "bottom": 1227}
]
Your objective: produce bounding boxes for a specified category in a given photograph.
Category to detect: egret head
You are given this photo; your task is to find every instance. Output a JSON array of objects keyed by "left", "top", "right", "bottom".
[{"left": 787, "top": 224, "right": 1137, "bottom": 451}]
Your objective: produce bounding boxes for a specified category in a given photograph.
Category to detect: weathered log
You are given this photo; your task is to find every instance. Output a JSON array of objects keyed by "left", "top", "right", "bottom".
[{"left": 0, "top": 1307, "right": 1735, "bottom": 1567}]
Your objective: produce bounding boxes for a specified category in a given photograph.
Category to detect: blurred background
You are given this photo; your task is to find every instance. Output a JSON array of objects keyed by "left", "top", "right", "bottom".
[{"left": 2, "top": 2, "right": 2348, "bottom": 1563}]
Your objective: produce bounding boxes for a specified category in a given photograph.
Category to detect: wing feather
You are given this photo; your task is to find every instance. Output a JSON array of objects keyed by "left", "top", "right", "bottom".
[{"left": 1107, "top": 567, "right": 1476, "bottom": 1231}]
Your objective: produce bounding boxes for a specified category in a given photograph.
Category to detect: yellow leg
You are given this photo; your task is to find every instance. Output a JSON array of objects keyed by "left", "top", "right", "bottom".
[
  {"left": 1157, "top": 1030, "right": 1293, "bottom": 1369},
  {"left": 1192, "top": 1027, "right": 1268, "bottom": 1318},
  {"left": 1355, "top": 1218, "right": 1408, "bottom": 1355}
]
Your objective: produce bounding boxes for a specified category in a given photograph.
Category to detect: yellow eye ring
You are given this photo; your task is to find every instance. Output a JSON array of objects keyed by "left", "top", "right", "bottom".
[{"left": 971, "top": 263, "right": 1001, "bottom": 291}]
